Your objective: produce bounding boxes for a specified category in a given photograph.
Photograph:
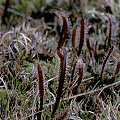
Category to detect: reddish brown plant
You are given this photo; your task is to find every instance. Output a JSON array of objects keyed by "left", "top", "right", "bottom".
[
  {"left": 37, "top": 64, "right": 44, "bottom": 120},
  {"left": 51, "top": 48, "right": 67, "bottom": 117},
  {"left": 78, "top": 18, "right": 85, "bottom": 56}
]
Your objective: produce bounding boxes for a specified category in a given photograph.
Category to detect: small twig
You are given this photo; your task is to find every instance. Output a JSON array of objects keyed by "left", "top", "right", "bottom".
[
  {"left": 69, "top": 76, "right": 94, "bottom": 91},
  {"left": 82, "top": 77, "right": 94, "bottom": 83},
  {"left": 44, "top": 80, "right": 120, "bottom": 107},
  {"left": 21, "top": 110, "right": 43, "bottom": 120},
  {"left": 64, "top": 80, "right": 120, "bottom": 101},
  {"left": 44, "top": 76, "right": 58, "bottom": 85}
]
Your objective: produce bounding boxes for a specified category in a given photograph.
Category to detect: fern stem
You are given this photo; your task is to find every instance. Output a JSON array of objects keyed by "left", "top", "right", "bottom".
[
  {"left": 78, "top": 18, "right": 85, "bottom": 56},
  {"left": 37, "top": 64, "right": 44, "bottom": 120},
  {"left": 100, "top": 46, "right": 113, "bottom": 81},
  {"left": 57, "top": 16, "right": 68, "bottom": 50},
  {"left": 51, "top": 48, "right": 67, "bottom": 117}
]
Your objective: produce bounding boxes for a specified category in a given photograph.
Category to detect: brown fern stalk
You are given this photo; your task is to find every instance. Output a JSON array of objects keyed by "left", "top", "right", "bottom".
[
  {"left": 100, "top": 46, "right": 113, "bottom": 81},
  {"left": 2, "top": 0, "right": 11, "bottom": 24},
  {"left": 72, "top": 28, "right": 78, "bottom": 57},
  {"left": 70, "top": 28, "right": 78, "bottom": 88},
  {"left": 57, "top": 15, "right": 68, "bottom": 50},
  {"left": 69, "top": 0, "right": 73, "bottom": 7},
  {"left": 105, "top": 13, "right": 112, "bottom": 47},
  {"left": 78, "top": 18, "right": 85, "bottom": 56},
  {"left": 37, "top": 64, "right": 44, "bottom": 120},
  {"left": 51, "top": 48, "right": 67, "bottom": 117},
  {"left": 54, "top": 110, "right": 68, "bottom": 120},
  {"left": 94, "top": 41, "right": 98, "bottom": 62},
  {"left": 86, "top": 37, "right": 92, "bottom": 57},
  {"left": 72, "top": 28, "right": 76, "bottom": 49}
]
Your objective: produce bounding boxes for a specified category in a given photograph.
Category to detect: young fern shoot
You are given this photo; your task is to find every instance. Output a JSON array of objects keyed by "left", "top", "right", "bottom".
[
  {"left": 51, "top": 48, "right": 67, "bottom": 118},
  {"left": 37, "top": 64, "right": 44, "bottom": 120},
  {"left": 55, "top": 10, "right": 70, "bottom": 50},
  {"left": 78, "top": 18, "right": 85, "bottom": 56},
  {"left": 105, "top": 13, "right": 112, "bottom": 48},
  {"left": 71, "top": 28, "right": 78, "bottom": 58}
]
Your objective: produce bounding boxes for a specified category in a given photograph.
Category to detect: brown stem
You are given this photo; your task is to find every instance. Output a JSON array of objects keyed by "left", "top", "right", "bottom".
[
  {"left": 2, "top": 0, "right": 11, "bottom": 24},
  {"left": 37, "top": 64, "right": 44, "bottom": 120},
  {"left": 105, "top": 13, "right": 112, "bottom": 47},
  {"left": 57, "top": 15, "right": 68, "bottom": 50},
  {"left": 100, "top": 46, "right": 113, "bottom": 81},
  {"left": 78, "top": 18, "right": 85, "bottom": 56},
  {"left": 51, "top": 48, "right": 67, "bottom": 117}
]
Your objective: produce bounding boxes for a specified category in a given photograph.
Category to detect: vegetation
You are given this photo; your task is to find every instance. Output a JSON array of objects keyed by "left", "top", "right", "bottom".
[{"left": 0, "top": 0, "right": 120, "bottom": 119}]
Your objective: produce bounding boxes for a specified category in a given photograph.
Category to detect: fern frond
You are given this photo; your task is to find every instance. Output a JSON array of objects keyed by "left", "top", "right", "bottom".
[
  {"left": 37, "top": 64, "right": 44, "bottom": 120},
  {"left": 78, "top": 18, "right": 85, "bottom": 56},
  {"left": 71, "top": 28, "right": 78, "bottom": 58},
  {"left": 72, "top": 28, "right": 76, "bottom": 49},
  {"left": 100, "top": 46, "right": 113, "bottom": 81},
  {"left": 105, "top": 13, "right": 112, "bottom": 47},
  {"left": 51, "top": 48, "right": 67, "bottom": 117},
  {"left": 55, "top": 10, "right": 71, "bottom": 50}
]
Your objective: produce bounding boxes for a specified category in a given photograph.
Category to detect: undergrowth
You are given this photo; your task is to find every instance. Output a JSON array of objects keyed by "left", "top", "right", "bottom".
[{"left": 0, "top": 0, "right": 120, "bottom": 120}]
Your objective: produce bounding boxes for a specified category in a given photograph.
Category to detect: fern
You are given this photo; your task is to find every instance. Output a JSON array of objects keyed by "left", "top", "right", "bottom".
[
  {"left": 37, "top": 64, "right": 44, "bottom": 120},
  {"left": 51, "top": 48, "right": 67, "bottom": 117},
  {"left": 78, "top": 18, "right": 85, "bottom": 56}
]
